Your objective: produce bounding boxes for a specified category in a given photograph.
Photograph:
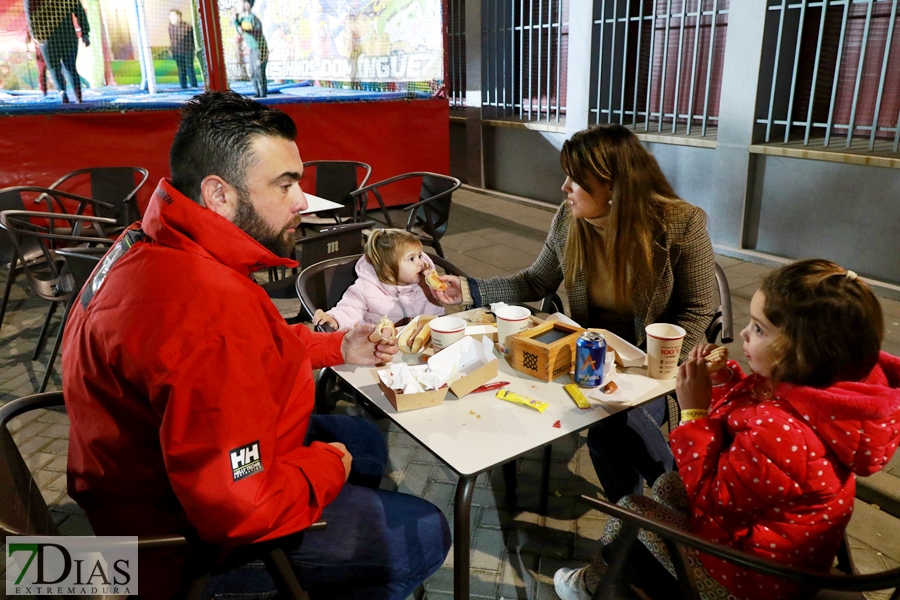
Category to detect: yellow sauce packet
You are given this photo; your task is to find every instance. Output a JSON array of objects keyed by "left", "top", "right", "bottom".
[
  {"left": 563, "top": 384, "right": 592, "bottom": 409},
  {"left": 495, "top": 389, "right": 549, "bottom": 413}
]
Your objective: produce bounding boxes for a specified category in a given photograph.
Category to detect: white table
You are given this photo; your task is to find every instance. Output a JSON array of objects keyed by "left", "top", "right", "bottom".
[
  {"left": 299, "top": 193, "right": 343, "bottom": 215},
  {"left": 331, "top": 347, "right": 675, "bottom": 600}
]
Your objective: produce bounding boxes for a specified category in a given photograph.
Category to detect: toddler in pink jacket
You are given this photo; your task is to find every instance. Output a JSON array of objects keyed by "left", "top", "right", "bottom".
[{"left": 312, "top": 229, "right": 445, "bottom": 330}]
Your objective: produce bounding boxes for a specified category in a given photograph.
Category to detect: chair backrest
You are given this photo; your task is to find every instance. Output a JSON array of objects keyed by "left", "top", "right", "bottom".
[
  {"left": 409, "top": 174, "right": 461, "bottom": 240},
  {"left": 0, "top": 391, "right": 66, "bottom": 541},
  {"left": 295, "top": 221, "right": 373, "bottom": 270},
  {"left": 56, "top": 248, "right": 106, "bottom": 292},
  {"left": 0, "top": 211, "right": 116, "bottom": 302},
  {"left": 705, "top": 263, "right": 734, "bottom": 344},
  {"left": 578, "top": 494, "right": 891, "bottom": 600},
  {"left": 295, "top": 252, "right": 469, "bottom": 325},
  {"left": 0, "top": 188, "right": 41, "bottom": 266},
  {"left": 49, "top": 167, "right": 150, "bottom": 226},
  {"left": 304, "top": 161, "right": 372, "bottom": 220}
]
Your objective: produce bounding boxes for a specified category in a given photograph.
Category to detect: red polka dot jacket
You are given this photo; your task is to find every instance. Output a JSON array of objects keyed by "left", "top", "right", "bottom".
[{"left": 671, "top": 351, "right": 900, "bottom": 600}]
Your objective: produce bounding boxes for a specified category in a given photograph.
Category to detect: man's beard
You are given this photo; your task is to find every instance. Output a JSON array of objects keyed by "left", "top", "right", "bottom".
[{"left": 233, "top": 193, "right": 298, "bottom": 258}]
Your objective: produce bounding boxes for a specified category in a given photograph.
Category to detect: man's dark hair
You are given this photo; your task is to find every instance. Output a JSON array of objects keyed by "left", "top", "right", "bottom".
[{"left": 169, "top": 91, "right": 297, "bottom": 203}]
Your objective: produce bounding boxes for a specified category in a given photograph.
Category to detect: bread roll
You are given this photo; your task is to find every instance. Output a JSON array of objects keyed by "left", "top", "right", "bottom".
[
  {"left": 368, "top": 316, "right": 396, "bottom": 343},
  {"left": 704, "top": 346, "right": 729, "bottom": 372},
  {"left": 425, "top": 270, "right": 447, "bottom": 291}
]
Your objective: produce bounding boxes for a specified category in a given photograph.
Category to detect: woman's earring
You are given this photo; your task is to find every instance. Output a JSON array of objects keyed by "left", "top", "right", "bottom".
[{"left": 608, "top": 199, "right": 613, "bottom": 205}]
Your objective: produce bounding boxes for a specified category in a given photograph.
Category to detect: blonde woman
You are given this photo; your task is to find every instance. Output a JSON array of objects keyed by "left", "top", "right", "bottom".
[{"left": 434, "top": 124, "right": 717, "bottom": 503}]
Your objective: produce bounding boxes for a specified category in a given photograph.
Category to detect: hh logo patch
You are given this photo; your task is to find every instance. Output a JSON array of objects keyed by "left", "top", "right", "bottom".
[{"left": 229, "top": 441, "right": 263, "bottom": 482}]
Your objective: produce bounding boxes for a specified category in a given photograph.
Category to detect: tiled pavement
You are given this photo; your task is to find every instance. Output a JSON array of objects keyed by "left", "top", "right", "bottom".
[{"left": 2, "top": 187, "right": 900, "bottom": 598}]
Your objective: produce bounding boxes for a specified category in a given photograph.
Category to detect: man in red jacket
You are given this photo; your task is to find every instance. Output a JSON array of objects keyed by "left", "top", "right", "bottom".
[{"left": 62, "top": 91, "right": 450, "bottom": 599}]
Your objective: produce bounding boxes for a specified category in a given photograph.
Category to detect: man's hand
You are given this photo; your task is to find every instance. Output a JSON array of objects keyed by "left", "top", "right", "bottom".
[
  {"left": 432, "top": 275, "right": 462, "bottom": 305},
  {"left": 675, "top": 344, "right": 714, "bottom": 411},
  {"left": 312, "top": 309, "right": 339, "bottom": 331},
  {"left": 328, "top": 442, "right": 352, "bottom": 481},
  {"left": 342, "top": 323, "right": 399, "bottom": 365}
]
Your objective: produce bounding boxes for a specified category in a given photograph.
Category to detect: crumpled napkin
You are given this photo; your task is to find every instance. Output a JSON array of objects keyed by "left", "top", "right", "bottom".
[{"left": 380, "top": 363, "right": 445, "bottom": 393}]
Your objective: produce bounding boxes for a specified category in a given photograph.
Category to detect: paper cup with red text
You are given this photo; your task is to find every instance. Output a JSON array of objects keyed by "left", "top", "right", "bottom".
[{"left": 644, "top": 323, "right": 686, "bottom": 380}]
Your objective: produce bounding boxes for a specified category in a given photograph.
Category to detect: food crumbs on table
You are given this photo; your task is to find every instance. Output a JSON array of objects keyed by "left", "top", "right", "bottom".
[
  {"left": 469, "top": 410, "right": 477, "bottom": 415},
  {"left": 476, "top": 415, "right": 481, "bottom": 419},
  {"left": 552, "top": 420, "right": 561, "bottom": 428}
]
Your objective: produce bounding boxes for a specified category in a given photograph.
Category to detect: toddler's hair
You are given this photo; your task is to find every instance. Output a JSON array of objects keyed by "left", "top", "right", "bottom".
[
  {"left": 761, "top": 259, "right": 883, "bottom": 387},
  {"left": 365, "top": 229, "right": 423, "bottom": 285}
]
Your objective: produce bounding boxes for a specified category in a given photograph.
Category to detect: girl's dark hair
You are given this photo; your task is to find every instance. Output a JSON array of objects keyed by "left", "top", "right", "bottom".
[
  {"left": 761, "top": 259, "right": 883, "bottom": 387},
  {"left": 170, "top": 91, "right": 297, "bottom": 203}
]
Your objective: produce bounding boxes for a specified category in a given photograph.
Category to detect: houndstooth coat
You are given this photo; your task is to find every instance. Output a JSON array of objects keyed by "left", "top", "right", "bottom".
[{"left": 469, "top": 201, "right": 717, "bottom": 360}]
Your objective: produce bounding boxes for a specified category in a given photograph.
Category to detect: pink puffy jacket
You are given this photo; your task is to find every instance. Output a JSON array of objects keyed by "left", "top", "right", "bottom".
[{"left": 326, "top": 255, "right": 445, "bottom": 328}]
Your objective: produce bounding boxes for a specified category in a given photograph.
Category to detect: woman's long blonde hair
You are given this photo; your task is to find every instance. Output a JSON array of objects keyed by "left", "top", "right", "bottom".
[{"left": 560, "top": 124, "right": 680, "bottom": 306}]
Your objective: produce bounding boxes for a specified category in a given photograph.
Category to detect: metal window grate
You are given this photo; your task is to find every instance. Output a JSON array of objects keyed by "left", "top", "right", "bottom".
[
  {"left": 590, "top": 0, "right": 730, "bottom": 137},
  {"left": 756, "top": 0, "right": 900, "bottom": 152},
  {"left": 481, "top": 0, "right": 569, "bottom": 122},
  {"left": 449, "top": 0, "right": 467, "bottom": 109}
]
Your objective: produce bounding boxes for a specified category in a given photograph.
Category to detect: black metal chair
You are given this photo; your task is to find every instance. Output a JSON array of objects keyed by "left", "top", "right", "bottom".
[
  {"left": 350, "top": 172, "right": 461, "bottom": 257},
  {"left": 577, "top": 493, "right": 894, "bottom": 600},
  {"left": 0, "top": 391, "right": 323, "bottom": 600},
  {"left": 0, "top": 210, "right": 116, "bottom": 392},
  {"left": 46, "top": 166, "right": 150, "bottom": 228},
  {"left": 295, "top": 252, "right": 470, "bottom": 415},
  {"left": 0, "top": 186, "right": 116, "bottom": 336},
  {"left": 706, "top": 262, "right": 734, "bottom": 345},
  {"left": 299, "top": 160, "right": 372, "bottom": 230}
]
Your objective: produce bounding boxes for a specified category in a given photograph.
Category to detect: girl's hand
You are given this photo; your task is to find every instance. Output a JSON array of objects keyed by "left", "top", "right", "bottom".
[
  {"left": 433, "top": 275, "right": 462, "bottom": 305},
  {"left": 312, "top": 309, "right": 339, "bottom": 330},
  {"left": 676, "top": 352, "right": 713, "bottom": 411}
]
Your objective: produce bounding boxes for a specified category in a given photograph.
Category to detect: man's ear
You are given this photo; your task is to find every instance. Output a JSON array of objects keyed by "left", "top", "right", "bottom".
[{"left": 200, "top": 175, "right": 237, "bottom": 222}]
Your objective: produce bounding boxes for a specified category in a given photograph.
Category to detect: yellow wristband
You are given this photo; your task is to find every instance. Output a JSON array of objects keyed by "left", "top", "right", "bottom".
[{"left": 680, "top": 408, "right": 709, "bottom": 422}]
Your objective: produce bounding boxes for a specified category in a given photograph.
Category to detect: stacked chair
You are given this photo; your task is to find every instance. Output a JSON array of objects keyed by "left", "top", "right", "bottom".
[{"left": 350, "top": 172, "right": 461, "bottom": 257}]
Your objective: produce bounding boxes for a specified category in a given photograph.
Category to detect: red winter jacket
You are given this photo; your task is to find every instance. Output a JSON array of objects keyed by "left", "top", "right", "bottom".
[
  {"left": 62, "top": 180, "right": 347, "bottom": 591},
  {"left": 671, "top": 352, "right": 900, "bottom": 600}
]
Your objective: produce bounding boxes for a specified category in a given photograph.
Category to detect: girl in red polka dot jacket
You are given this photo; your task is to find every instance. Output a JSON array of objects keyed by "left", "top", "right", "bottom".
[{"left": 554, "top": 259, "right": 900, "bottom": 600}]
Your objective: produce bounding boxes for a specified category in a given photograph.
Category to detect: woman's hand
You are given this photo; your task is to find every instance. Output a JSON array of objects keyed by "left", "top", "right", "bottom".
[
  {"left": 432, "top": 275, "right": 462, "bottom": 305},
  {"left": 341, "top": 323, "right": 399, "bottom": 365},
  {"left": 675, "top": 343, "right": 714, "bottom": 411},
  {"left": 312, "top": 309, "right": 339, "bottom": 330}
]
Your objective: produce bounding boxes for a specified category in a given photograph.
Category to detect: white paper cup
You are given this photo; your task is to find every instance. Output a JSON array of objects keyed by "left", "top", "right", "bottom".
[
  {"left": 495, "top": 305, "right": 533, "bottom": 354},
  {"left": 430, "top": 316, "right": 467, "bottom": 351},
  {"left": 645, "top": 323, "right": 686, "bottom": 380}
]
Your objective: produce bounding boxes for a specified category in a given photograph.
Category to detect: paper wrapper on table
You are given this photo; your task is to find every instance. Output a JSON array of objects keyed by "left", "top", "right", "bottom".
[
  {"left": 506, "top": 321, "right": 585, "bottom": 382},
  {"left": 428, "top": 336, "right": 499, "bottom": 398},
  {"left": 465, "top": 324, "right": 498, "bottom": 343},
  {"left": 373, "top": 363, "right": 449, "bottom": 412},
  {"left": 588, "top": 328, "right": 647, "bottom": 368}
]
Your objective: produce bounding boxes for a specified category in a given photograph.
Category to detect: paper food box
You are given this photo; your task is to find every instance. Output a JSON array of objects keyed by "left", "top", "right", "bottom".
[
  {"left": 588, "top": 328, "right": 646, "bottom": 368},
  {"left": 373, "top": 337, "right": 499, "bottom": 411},
  {"left": 373, "top": 364, "right": 450, "bottom": 412},
  {"left": 429, "top": 336, "right": 499, "bottom": 398}
]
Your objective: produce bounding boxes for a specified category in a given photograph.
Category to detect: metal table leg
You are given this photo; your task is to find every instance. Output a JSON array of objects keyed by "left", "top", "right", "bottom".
[
  {"left": 539, "top": 445, "right": 552, "bottom": 516},
  {"left": 453, "top": 474, "right": 477, "bottom": 600}
]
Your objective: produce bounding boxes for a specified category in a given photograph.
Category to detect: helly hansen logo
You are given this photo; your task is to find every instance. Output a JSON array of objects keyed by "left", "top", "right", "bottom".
[{"left": 229, "top": 441, "right": 263, "bottom": 482}]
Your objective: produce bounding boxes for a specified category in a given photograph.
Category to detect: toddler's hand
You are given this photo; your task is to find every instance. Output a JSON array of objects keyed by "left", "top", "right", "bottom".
[
  {"left": 676, "top": 354, "right": 713, "bottom": 411},
  {"left": 312, "top": 309, "right": 339, "bottom": 331}
]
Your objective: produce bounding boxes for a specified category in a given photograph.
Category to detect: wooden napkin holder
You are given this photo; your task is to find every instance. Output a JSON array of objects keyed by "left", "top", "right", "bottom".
[{"left": 506, "top": 321, "right": 585, "bottom": 382}]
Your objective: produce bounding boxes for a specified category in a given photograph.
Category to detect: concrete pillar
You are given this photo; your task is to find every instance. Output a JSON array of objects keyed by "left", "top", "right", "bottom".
[
  {"left": 708, "top": 0, "right": 768, "bottom": 249},
  {"left": 465, "top": 0, "right": 483, "bottom": 188},
  {"left": 564, "top": 0, "right": 596, "bottom": 139}
]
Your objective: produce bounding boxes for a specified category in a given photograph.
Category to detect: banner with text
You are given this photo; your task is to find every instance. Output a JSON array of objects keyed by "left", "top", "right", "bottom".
[{"left": 220, "top": 0, "right": 443, "bottom": 83}]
